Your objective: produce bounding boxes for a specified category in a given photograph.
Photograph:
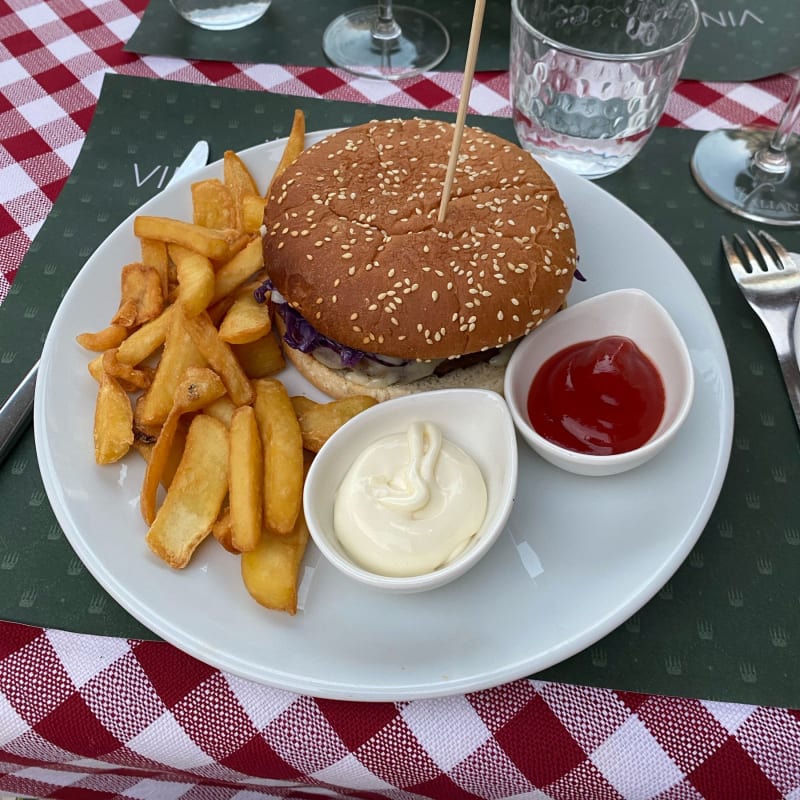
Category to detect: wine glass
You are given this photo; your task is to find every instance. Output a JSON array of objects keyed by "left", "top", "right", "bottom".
[
  {"left": 691, "top": 75, "right": 800, "bottom": 226},
  {"left": 322, "top": 2, "right": 450, "bottom": 81}
]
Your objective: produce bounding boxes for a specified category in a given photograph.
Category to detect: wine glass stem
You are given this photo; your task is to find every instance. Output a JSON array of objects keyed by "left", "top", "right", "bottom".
[
  {"left": 373, "top": 0, "right": 401, "bottom": 41},
  {"left": 754, "top": 77, "right": 800, "bottom": 174}
]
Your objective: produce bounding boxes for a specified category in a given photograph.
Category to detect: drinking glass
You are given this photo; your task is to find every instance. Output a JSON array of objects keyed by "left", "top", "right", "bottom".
[
  {"left": 169, "top": 0, "right": 271, "bottom": 30},
  {"left": 691, "top": 76, "right": 800, "bottom": 226},
  {"left": 510, "top": 0, "right": 699, "bottom": 179},
  {"left": 323, "top": 2, "right": 449, "bottom": 81}
]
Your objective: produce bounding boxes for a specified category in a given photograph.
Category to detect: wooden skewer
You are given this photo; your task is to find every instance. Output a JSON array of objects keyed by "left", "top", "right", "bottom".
[{"left": 437, "top": 0, "right": 487, "bottom": 223}]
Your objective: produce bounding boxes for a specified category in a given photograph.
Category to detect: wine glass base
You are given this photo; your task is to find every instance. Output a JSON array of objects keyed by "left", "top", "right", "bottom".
[
  {"left": 323, "top": 5, "right": 450, "bottom": 81},
  {"left": 691, "top": 128, "right": 800, "bottom": 226}
]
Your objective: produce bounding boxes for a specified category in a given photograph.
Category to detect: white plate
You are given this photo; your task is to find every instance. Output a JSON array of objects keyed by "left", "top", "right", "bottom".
[{"left": 35, "top": 131, "right": 734, "bottom": 701}]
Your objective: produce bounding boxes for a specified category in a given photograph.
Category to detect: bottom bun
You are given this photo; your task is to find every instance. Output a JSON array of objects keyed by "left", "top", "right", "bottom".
[{"left": 276, "top": 319, "right": 506, "bottom": 402}]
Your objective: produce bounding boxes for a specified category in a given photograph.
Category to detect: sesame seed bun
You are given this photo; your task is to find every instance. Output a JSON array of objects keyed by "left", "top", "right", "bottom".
[{"left": 263, "top": 118, "right": 577, "bottom": 395}]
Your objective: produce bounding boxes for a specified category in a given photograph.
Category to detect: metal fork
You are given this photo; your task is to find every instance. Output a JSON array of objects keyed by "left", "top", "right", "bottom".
[{"left": 721, "top": 230, "right": 800, "bottom": 432}]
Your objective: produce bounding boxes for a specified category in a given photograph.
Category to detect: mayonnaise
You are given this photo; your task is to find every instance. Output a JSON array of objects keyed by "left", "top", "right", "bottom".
[{"left": 333, "top": 422, "right": 488, "bottom": 577}]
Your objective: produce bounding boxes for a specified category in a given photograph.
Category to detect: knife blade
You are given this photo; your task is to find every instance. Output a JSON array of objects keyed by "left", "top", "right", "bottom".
[
  {"left": 794, "top": 251, "right": 800, "bottom": 371},
  {"left": 0, "top": 140, "right": 210, "bottom": 466}
]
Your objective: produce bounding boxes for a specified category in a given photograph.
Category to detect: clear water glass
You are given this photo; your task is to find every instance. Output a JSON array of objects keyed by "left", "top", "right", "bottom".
[
  {"left": 168, "top": 0, "right": 271, "bottom": 31},
  {"left": 510, "top": 0, "right": 699, "bottom": 179}
]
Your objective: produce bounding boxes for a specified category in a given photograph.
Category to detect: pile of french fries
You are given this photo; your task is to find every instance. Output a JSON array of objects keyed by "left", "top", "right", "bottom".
[{"left": 77, "top": 111, "right": 376, "bottom": 615}]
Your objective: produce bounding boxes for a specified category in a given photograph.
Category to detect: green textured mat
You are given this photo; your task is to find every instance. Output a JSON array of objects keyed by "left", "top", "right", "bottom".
[
  {"left": 126, "top": 0, "right": 511, "bottom": 74},
  {"left": 1, "top": 74, "right": 799, "bottom": 706},
  {"left": 125, "top": 0, "right": 800, "bottom": 82}
]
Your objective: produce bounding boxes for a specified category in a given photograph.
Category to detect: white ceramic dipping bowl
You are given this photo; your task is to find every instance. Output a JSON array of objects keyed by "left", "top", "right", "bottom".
[
  {"left": 504, "top": 288, "right": 695, "bottom": 477},
  {"left": 303, "top": 388, "right": 518, "bottom": 593}
]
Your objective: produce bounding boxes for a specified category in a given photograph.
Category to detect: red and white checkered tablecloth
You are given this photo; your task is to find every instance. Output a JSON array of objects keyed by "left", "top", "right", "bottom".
[
  {"left": 1, "top": 0, "right": 798, "bottom": 305},
  {"left": 2, "top": 1, "right": 800, "bottom": 798},
  {"left": 2, "top": 623, "right": 800, "bottom": 800}
]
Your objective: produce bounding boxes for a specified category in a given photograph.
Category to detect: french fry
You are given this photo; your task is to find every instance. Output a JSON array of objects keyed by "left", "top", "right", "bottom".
[
  {"left": 131, "top": 438, "right": 154, "bottom": 464},
  {"left": 291, "top": 395, "right": 378, "bottom": 453},
  {"left": 241, "top": 502, "right": 309, "bottom": 615},
  {"left": 136, "top": 307, "right": 206, "bottom": 426},
  {"left": 175, "top": 252, "right": 215, "bottom": 317},
  {"left": 116, "top": 305, "right": 174, "bottom": 366},
  {"left": 267, "top": 109, "right": 306, "bottom": 200},
  {"left": 132, "top": 407, "right": 161, "bottom": 446},
  {"left": 140, "top": 410, "right": 179, "bottom": 526},
  {"left": 172, "top": 366, "right": 227, "bottom": 412},
  {"left": 288, "top": 395, "right": 315, "bottom": 416},
  {"left": 87, "top": 121, "right": 334, "bottom": 615},
  {"left": 206, "top": 295, "right": 236, "bottom": 327},
  {"left": 224, "top": 150, "right": 260, "bottom": 231},
  {"left": 203, "top": 395, "right": 237, "bottom": 427},
  {"left": 160, "top": 418, "right": 188, "bottom": 490},
  {"left": 212, "top": 506, "right": 238, "bottom": 553},
  {"left": 253, "top": 377, "right": 303, "bottom": 535},
  {"left": 76, "top": 324, "right": 128, "bottom": 352},
  {"left": 140, "top": 238, "right": 169, "bottom": 299},
  {"left": 166, "top": 243, "right": 195, "bottom": 265},
  {"left": 212, "top": 237, "right": 265, "bottom": 303},
  {"left": 241, "top": 194, "right": 266, "bottom": 234},
  {"left": 132, "top": 417, "right": 187, "bottom": 489},
  {"left": 224, "top": 150, "right": 260, "bottom": 197},
  {"left": 133, "top": 215, "right": 246, "bottom": 261},
  {"left": 218, "top": 291, "right": 272, "bottom": 344},
  {"left": 112, "top": 263, "right": 163, "bottom": 327},
  {"left": 229, "top": 405, "right": 263, "bottom": 553},
  {"left": 192, "top": 178, "right": 236, "bottom": 230},
  {"left": 102, "top": 348, "right": 154, "bottom": 391},
  {"left": 232, "top": 333, "right": 285, "bottom": 379},
  {"left": 87, "top": 354, "right": 104, "bottom": 382},
  {"left": 94, "top": 372, "right": 134, "bottom": 464},
  {"left": 140, "top": 367, "right": 226, "bottom": 525},
  {"left": 183, "top": 311, "right": 254, "bottom": 406},
  {"left": 146, "top": 414, "right": 229, "bottom": 569}
]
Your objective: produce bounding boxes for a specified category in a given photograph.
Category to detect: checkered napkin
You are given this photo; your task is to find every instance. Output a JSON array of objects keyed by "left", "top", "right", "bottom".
[
  {"left": 1, "top": 622, "right": 799, "bottom": 800},
  {"left": 0, "top": 0, "right": 797, "bottom": 304}
]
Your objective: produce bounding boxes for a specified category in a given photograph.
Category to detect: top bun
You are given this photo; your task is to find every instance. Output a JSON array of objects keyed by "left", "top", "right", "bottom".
[{"left": 263, "top": 118, "right": 577, "bottom": 361}]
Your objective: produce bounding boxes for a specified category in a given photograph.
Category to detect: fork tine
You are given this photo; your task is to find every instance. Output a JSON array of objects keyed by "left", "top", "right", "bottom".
[
  {"left": 746, "top": 229, "right": 774, "bottom": 271},
  {"left": 721, "top": 235, "right": 748, "bottom": 279},
  {"left": 732, "top": 233, "right": 760, "bottom": 275},
  {"left": 757, "top": 230, "right": 792, "bottom": 270}
]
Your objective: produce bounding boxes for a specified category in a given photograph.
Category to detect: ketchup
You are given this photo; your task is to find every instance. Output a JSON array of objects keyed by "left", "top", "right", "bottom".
[{"left": 527, "top": 336, "right": 665, "bottom": 456}]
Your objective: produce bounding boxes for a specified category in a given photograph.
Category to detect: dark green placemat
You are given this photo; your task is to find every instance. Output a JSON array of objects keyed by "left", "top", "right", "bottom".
[
  {"left": 683, "top": 0, "right": 800, "bottom": 80},
  {"left": 1, "top": 73, "right": 799, "bottom": 706},
  {"left": 125, "top": 0, "right": 511, "bottom": 74},
  {"left": 125, "top": 0, "right": 800, "bottom": 82}
]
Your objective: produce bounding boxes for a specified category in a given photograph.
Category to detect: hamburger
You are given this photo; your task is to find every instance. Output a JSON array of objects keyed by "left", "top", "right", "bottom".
[{"left": 261, "top": 118, "right": 578, "bottom": 401}]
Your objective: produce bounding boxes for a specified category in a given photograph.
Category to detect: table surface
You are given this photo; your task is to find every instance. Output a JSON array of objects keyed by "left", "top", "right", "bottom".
[{"left": 2, "top": 2, "right": 800, "bottom": 799}]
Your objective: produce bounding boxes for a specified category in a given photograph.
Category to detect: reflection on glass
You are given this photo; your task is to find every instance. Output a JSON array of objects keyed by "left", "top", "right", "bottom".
[
  {"left": 691, "top": 77, "right": 800, "bottom": 226},
  {"left": 322, "top": 1, "right": 449, "bottom": 81}
]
